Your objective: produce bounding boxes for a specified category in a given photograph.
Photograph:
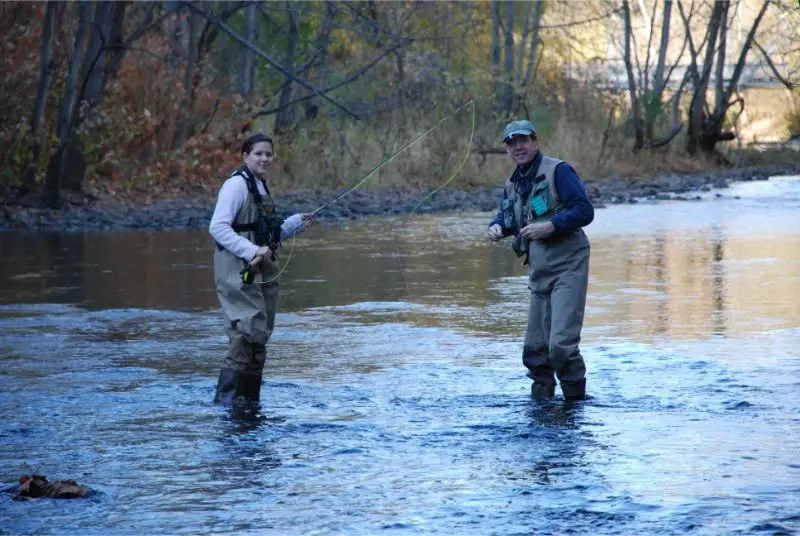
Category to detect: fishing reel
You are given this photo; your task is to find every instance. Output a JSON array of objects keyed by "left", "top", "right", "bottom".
[
  {"left": 240, "top": 242, "right": 280, "bottom": 285},
  {"left": 240, "top": 264, "right": 257, "bottom": 285}
]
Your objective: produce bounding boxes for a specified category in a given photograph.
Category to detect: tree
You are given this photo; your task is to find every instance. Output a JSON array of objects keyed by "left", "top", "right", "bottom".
[
  {"left": 681, "top": 0, "right": 772, "bottom": 155},
  {"left": 238, "top": 1, "right": 257, "bottom": 97},
  {"left": 622, "top": 0, "right": 646, "bottom": 149},
  {"left": 20, "top": 1, "right": 55, "bottom": 193},
  {"left": 44, "top": 1, "right": 183, "bottom": 206},
  {"left": 44, "top": 1, "right": 91, "bottom": 207},
  {"left": 275, "top": 2, "right": 299, "bottom": 130},
  {"left": 619, "top": 0, "right": 687, "bottom": 151}
]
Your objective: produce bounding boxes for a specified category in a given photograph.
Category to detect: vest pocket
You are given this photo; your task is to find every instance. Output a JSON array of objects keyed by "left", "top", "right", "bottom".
[
  {"left": 502, "top": 198, "right": 515, "bottom": 228},
  {"left": 530, "top": 186, "right": 549, "bottom": 217}
]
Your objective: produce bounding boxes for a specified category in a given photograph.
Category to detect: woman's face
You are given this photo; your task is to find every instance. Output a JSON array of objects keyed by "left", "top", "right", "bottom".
[{"left": 243, "top": 141, "right": 274, "bottom": 177}]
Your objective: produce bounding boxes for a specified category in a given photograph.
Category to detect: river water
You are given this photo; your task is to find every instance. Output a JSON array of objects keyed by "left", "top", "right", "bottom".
[{"left": 1, "top": 176, "right": 799, "bottom": 535}]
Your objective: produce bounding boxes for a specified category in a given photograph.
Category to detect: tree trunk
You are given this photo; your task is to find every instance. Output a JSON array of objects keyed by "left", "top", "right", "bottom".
[
  {"left": 622, "top": 0, "right": 645, "bottom": 150},
  {"left": 460, "top": 1, "right": 472, "bottom": 84},
  {"left": 502, "top": 0, "right": 515, "bottom": 114},
  {"left": 651, "top": 0, "right": 672, "bottom": 99},
  {"left": 516, "top": 0, "right": 532, "bottom": 88},
  {"left": 304, "top": 0, "right": 336, "bottom": 121},
  {"left": 523, "top": 0, "right": 544, "bottom": 90},
  {"left": 54, "top": 0, "right": 117, "bottom": 193},
  {"left": 45, "top": 1, "right": 91, "bottom": 207},
  {"left": 20, "top": 1, "right": 55, "bottom": 192},
  {"left": 176, "top": 10, "right": 197, "bottom": 148},
  {"left": 713, "top": 1, "right": 730, "bottom": 114},
  {"left": 687, "top": 0, "right": 726, "bottom": 155},
  {"left": 700, "top": 0, "right": 771, "bottom": 153},
  {"left": 316, "top": 0, "right": 336, "bottom": 81},
  {"left": 276, "top": 2, "right": 299, "bottom": 130},
  {"left": 239, "top": 2, "right": 256, "bottom": 97},
  {"left": 166, "top": 0, "right": 187, "bottom": 71},
  {"left": 81, "top": 1, "right": 115, "bottom": 109},
  {"left": 647, "top": 0, "right": 674, "bottom": 142},
  {"left": 444, "top": 1, "right": 451, "bottom": 63},
  {"left": 490, "top": 0, "right": 501, "bottom": 107},
  {"left": 394, "top": 18, "right": 406, "bottom": 126},
  {"left": 102, "top": 1, "right": 128, "bottom": 83}
]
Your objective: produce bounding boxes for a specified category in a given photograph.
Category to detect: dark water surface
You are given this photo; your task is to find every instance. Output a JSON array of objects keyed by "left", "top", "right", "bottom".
[{"left": 1, "top": 177, "right": 799, "bottom": 535}]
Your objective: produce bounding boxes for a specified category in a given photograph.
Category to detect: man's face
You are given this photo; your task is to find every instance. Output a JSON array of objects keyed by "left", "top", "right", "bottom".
[{"left": 504, "top": 135, "right": 539, "bottom": 166}]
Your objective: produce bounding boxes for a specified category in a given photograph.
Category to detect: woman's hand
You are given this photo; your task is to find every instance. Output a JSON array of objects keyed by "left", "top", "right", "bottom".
[
  {"left": 252, "top": 246, "right": 272, "bottom": 264},
  {"left": 283, "top": 213, "right": 314, "bottom": 237}
]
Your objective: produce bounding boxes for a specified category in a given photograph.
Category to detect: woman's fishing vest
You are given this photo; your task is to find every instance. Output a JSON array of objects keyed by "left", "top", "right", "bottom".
[{"left": 227, "top": 167, "right": 283, "bottom": 252}]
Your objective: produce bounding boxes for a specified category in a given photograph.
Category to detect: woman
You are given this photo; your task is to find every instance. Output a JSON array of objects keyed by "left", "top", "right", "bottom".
[{"left": 209, "top": 133, "right": 313, "bottom": 405}]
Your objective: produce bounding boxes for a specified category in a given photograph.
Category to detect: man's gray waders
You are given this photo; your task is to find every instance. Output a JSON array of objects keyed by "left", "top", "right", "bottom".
[
  {"left": 213, "top": 168, "right": 281, "bottom": 405},
  {"left": 502, "top": 154, "right": 590, "bottom": 401},
  {"left": 523, "top": 230, "right": 589, "bottom": 400}
]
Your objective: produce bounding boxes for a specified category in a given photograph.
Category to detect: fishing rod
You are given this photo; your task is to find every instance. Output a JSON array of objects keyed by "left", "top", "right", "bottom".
[
  {"left": 242, "top": 99, "right": 476, "bottom": 285},
  {"left": 311, "top": 99, "right": 476, "bottom": 219}
]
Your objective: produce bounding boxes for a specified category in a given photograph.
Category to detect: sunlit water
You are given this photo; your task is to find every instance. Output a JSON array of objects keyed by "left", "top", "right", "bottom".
[{"left": 1, "top": 177, "right": 799, "bottom": 535}]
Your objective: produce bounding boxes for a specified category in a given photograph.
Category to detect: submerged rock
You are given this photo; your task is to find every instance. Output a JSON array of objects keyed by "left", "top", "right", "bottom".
[{"left": 12, "top": 474, "right": 94, "bottom": 499}]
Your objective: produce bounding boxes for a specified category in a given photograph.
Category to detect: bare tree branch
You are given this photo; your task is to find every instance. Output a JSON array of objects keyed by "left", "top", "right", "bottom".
[
  {"left": 184, "top": 1, "right": 360, "bottom": 119},
  {"left": 754, "top": 39, "right": 796, "bottom": 89},
  {"left": 721, "top": 0, "right": 771, "bottom": 105},
  {"left": 539, "top": 6, "right": 624, "bottom": 29},
  {"left": 649, "top": 124, "right": 684, "bottom": 148},
  {"left": 253, "top": 40, "right": 408, "bottom": 118}
]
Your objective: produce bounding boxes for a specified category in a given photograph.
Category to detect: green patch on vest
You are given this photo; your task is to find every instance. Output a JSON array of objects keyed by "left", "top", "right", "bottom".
[{"left": 530, "top": 190, "right": 549, "bottom": 217}]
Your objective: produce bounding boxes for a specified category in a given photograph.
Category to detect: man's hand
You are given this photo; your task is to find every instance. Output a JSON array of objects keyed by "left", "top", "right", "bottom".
[
  {"left": 520, "top": 221, "right": 555, "bottom": 241},
  {"left": 487, "top": 224, "right": 504, "bottom": 241}
]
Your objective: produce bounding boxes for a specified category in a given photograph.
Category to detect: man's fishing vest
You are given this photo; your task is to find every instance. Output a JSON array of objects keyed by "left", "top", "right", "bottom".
[
  {"left": 221, "top": 167, "right": 283, "bottom": 253},
  {"left": 502, "top": 155, "right": 564, "bottom": 231},
  {"left": 501, "top": 155, "right": 563, "bottom": 261}
]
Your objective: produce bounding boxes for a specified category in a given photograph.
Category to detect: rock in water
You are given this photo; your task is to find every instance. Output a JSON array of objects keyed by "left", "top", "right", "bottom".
[{"left": 14, "top": 474, "right": 93, "bottom": 499}]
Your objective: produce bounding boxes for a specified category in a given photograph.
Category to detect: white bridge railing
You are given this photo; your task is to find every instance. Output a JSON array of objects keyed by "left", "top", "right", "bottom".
[{"left": 569, "top": 60, "right": 787, "bottom": 90}]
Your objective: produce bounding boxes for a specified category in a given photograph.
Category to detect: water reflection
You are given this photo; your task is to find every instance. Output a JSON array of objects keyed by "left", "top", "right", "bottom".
[
  {"left": 2, "top": 180, "right": 800, "bottom": 339},
  {"left": 585, "top": 178, "right": 800, "bottom": 340},
  {"left": 225, "top": 405, "right": 287, "bottom": 434}
]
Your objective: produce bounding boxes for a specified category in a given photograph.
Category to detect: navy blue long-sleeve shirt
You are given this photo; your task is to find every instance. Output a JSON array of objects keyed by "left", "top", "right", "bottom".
[{"left": 488, "top": 160, "right": 594, "bottom": 238}]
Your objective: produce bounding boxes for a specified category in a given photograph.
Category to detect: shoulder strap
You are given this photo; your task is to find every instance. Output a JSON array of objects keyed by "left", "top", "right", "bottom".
[
  {"left": 229, "top": 166, "right": 269, "bottom": 233},
  {"left": 232, "top": 166, "right": 263, "bottom": 204}
]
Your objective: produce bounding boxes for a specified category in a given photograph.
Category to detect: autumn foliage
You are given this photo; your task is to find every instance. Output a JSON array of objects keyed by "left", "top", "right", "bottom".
[
  {"left": 81, "top": 31, "right": 249, "bottom": 198},
  {"left": 1, "top": 4, "right": 252, "bottom": 204},
  {"left": 2, "top": 1, "right": 797, "bottom": 210}
]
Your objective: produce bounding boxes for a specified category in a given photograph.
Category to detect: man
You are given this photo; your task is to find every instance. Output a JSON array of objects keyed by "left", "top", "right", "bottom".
[{"left": 487, "top": 120, "right": 594, "bottom": 401}]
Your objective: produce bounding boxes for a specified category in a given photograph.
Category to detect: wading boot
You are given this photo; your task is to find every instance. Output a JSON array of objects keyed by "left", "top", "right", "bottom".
[
  {"left": 238, "top": 372, "right": 262, "bottom": 404},
  {"left": 531, "top": 382, "right": 556, "bottom": 400},
  {"left": 213, "top": 368, "right": 263, "bottom": 405},
  {"left": 561, "top": 378, "right": 586, "bottom": 402}
]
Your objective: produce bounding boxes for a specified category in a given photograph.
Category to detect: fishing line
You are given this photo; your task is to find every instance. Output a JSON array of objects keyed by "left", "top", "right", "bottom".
[
  {"left": 407, "top": 100, "right": 476, "bottom": 218},
  {"left": 257, "top": 99, "right": 476, "bottom": 285}
]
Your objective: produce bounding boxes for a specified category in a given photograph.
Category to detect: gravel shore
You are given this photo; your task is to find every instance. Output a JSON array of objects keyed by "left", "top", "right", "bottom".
[{"left": 1, "top": 164, "right": 797, "bottom": 232}]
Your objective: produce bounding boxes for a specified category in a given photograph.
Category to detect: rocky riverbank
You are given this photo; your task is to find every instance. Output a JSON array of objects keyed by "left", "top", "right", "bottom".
[{"left": 1, "top": 164, "right": 797, "bottom": 232}]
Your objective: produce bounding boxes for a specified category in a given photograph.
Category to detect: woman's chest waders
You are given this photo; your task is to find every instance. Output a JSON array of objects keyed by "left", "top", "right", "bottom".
[{"left": 213, "top": 170, "right": 281, "bottom": 405}]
